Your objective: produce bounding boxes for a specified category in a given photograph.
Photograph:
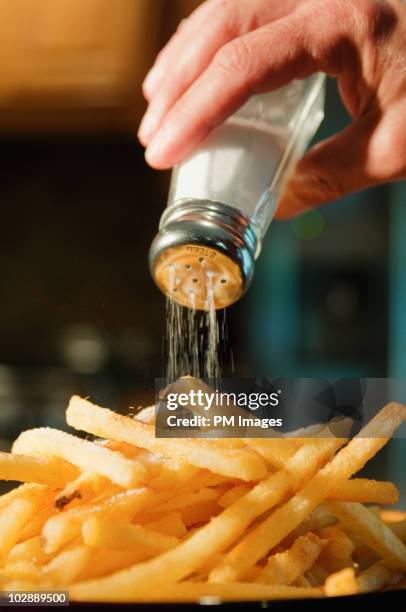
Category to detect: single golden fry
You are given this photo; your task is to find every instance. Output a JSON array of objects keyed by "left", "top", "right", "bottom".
[
  {"left": 380, "top": 509, "right": 406, "bottom": 523},
  {"left": 79, "top": 548, "right": 151, "bottom": 581},
  {"left": 324, "top": 567, "right": 358, "bottom": 597},
  {"left": 1, "top": 561, "right": 42, "bottom": 583},
  {"left": 12, "top": 427, "right": 147, "bottom": 489},
  {"left": 0, "top": 451, "right": 79, "bottom": 487},
  {"left": 43, "top": 546, "right": 93, "bottom": 585},
  {"left": 328, "top": 478, "right": 399, "bottom": 504},
  {"left": 0, "top": 483, "right": 45, "bottom": 511},
  {"left": 218, "top": 486, "right": 250, "bottom": 508},
  {"left": 82, "top": 517, "right": 179, "bottom": 553},
  {"left": 217, "top": 479, "right": 394, "bottom": 508},
  {"left": 102, "top": 440, "right": 141, "bottom": 459},
  {"left": 8, "top": 536, "right": 51, "bottom": 565},
  {"left": 145, "top": 512, "right": 186, "bottom": 538},
  {"left": 134, "top": 405, "right": 155, "bottom": 424}
]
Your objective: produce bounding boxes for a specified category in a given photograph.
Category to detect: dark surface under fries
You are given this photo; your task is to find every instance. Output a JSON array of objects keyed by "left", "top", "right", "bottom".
[{"left": 70, "top": 588, "right": 406, "bottom": 610}]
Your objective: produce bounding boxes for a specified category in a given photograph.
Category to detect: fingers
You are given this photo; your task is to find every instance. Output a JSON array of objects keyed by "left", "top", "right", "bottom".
[
  {"left": 144, "top": 15, "right": 320, "bottom": 168},
  {"left": 142, "top": 0, "right": 222, "bottom": 100},
  {"left": 139, "top": 0, "right": 242, "bottom": 144},
  {"left": 139, "top": 0, "right": 301, "bottom": 145},
  {"left": 275, "top": 113, "right": 382, "bottom": 219}
]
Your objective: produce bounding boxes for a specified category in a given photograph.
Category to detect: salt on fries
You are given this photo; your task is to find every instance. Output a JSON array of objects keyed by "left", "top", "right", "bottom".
[{"left": 0, "top": 396, "right": 403, "bottom": 603}]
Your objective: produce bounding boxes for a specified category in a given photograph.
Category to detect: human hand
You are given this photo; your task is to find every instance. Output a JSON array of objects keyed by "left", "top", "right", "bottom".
[{"left": 138, "top": 0, "right": 406, "bottom": 218}]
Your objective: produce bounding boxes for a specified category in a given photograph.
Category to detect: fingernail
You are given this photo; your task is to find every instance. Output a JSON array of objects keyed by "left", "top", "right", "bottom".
[
  {"left": 138, "top": 107, "right": 160, "bottom": 144},
  {"left": 143, "top": 65, "right": 163, "bottom": 99},
  {"left": 145, "top": 127, "right": 167, "bottom": 166}
]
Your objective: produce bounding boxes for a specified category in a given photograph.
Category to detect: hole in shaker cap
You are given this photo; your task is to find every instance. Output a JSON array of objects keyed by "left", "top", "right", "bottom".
[
  {"left": 220, "top": 279, "right": 227, "bottom": 284},
  {"left": 192, "top": 278, "right": 198, "bottom": 283}
]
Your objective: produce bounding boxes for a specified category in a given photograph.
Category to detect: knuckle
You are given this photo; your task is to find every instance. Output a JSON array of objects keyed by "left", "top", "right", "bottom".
[
  {"left": 307, "top": 170, "right": 346, "bottom": 202},
  {"left": 355, "top": 0, "right": 397, "bottom": 41},
  {"left": 212, "top": 0, "right": 233, "bottom": 12},
  {"left": 205, "top": 0, "right": 235, "bottom": 24},
  {"left": 177, "top": 102, "right": 213, "bottom": 137},
  {"left": 214, "top": 38, "right": 255, "bottom": 76},
  {"left": 175, "top": 96, "right": 196, "bottom": 119},
  {"left": 174, "top": 96, "right": 212, "bottom": 132},
  {"left": 209, "top": 0, "right": 239, "bottom": 38},
  {"left": 330, "top": 0, "right": 397, "bottom": 41}
]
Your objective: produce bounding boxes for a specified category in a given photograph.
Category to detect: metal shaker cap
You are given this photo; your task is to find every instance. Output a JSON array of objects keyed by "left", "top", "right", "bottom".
[{"left": 149, "top": 200, "right": 258, "bottom": 310}]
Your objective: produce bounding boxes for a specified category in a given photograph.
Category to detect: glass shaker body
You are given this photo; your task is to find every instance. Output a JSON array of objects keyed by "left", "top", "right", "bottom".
[{"left": 150, "top": 75, "right": 326, "bottom": 310}]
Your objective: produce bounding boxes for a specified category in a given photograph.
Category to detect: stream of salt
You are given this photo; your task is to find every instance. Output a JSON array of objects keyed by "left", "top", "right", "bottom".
[{"left": 165, "top": 297, "right": 228, "bottom": 381}]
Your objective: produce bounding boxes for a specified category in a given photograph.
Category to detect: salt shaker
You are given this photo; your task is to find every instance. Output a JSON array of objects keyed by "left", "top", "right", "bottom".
[{"left": 149, "top": 74, "right": 326, "bottom": 310}]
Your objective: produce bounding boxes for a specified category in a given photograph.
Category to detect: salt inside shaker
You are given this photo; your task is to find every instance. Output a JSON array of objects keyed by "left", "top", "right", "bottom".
[{"left": 149, "top": 74, "right": 326, "bottom": 310}]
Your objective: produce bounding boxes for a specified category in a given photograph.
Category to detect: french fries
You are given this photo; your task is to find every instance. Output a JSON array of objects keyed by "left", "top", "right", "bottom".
[
  {"left": 145, "top": 512, "right": 186, "bottom": 538},
  {"left": 208, "top": 403, "right": 406, "bottom": 584},
  {"left": 0, "top": 395, "right": 403, "bottom": 603},
  {"left": 70, "top": 582, "right": 324, "bottom": 603},
  {"left": 389, "top": 521, "right": 406, "bottom": 543},
  {"left": 356, "top": 561, "right": 403, "bottom": 593},
  {"left": 82, "top": 517, "right": 179, "bottom": 553},
  {"left": 18, "top": 502, "right": 56, "bottom": 543},
  {"left": 0, "top": 486, "right": 53, "bottom": 558},
  {"left": 316, "top": 526, "right": 355, "bottom": 573},
  {"left": 244, "top": 438, "right": 299, "bottom": 468},
  {"left": 8, "top": 537, "right": 52, "bottom": 565},
  {"left": 324, "top": 567, "right": 358, "bottom": 596},
  {"left": 328, "top": 478, "right": 399, "bottom": 505},
  {"left": 255, "top": 533, "right": 326, "bottom": 585},
  {"left": 66, "top": 396, "right": 267, "bottom": 482},
  {"left": 55, "top": 472, "right": 110, "bottom": 509},
  {"left": 13, "top": 428, "right": 147, "bottom": 489},
  {"left": 0, "top": 451, "right": 79, "bottom": 487},
  {"left": 42, "top": 488, "right": 162, "bottom": 554},
  {"left": 326, "top": 501, "right": 406, "bottom": 570}
]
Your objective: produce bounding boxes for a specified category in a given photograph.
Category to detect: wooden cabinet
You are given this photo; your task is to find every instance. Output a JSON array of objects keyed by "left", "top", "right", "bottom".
[{"left": 0, "top": 0, "right": 163, "bottom": 131}]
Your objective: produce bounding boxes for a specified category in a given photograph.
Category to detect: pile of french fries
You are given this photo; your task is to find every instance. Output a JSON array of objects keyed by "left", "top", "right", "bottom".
[{"left": 0, "top": 396, "right": 405, "bottom": 603}]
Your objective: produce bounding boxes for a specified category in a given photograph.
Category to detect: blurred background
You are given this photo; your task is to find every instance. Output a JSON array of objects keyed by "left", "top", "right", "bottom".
[{"left": 0, "top": 1, "right": 404, "bottom": 499}]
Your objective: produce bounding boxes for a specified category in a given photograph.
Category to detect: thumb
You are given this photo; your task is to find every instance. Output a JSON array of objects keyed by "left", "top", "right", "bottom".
[{"left": 275, "top": 114, "right": 380, "bottom": 219}]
